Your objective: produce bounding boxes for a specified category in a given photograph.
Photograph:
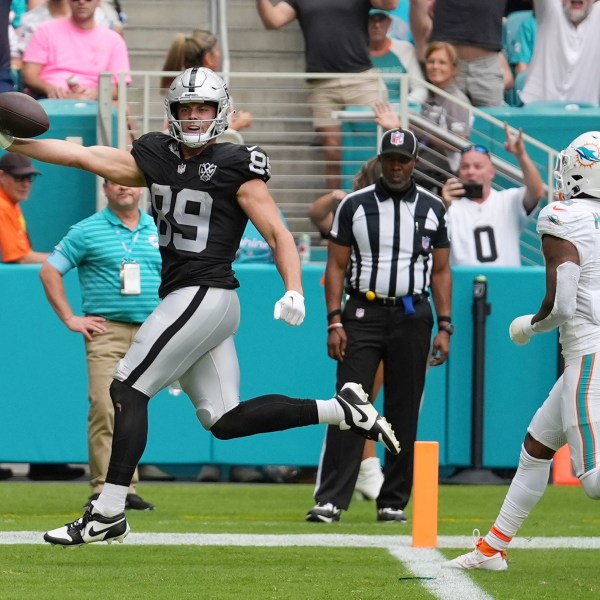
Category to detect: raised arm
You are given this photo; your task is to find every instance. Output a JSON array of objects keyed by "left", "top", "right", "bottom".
[
  {"left": 256, "top": 0, "right": 297, "bottom": 29},
  {"left": 503, "top": 123, "right": 545, "bottom": 214},
  {"left": 409, "top": 0, "right": 433, "bottom": 62},
  {"left": 372, "top": 100, "right": 401, "bottom": 131},
  {"left": 0, "top": 136, "right": 146, "bottom": 187}
]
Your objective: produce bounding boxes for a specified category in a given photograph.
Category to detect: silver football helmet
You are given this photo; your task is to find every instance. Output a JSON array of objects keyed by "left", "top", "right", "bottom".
[
  {"left": 554, "top": 131, "right": 600, "bottom": 200},
  {"left": 165, "top": 67, "right": 230, "bottom": 148}
]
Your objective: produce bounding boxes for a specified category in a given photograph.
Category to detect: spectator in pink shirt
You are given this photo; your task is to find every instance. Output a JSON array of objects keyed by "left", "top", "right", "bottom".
[{"left": 21, "top": 0, "right": 130, "bottom": 100}]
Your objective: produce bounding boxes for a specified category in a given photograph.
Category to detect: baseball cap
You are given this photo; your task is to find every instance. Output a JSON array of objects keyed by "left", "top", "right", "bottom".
[
  {"left": 369, "top": 8, "right": 391, "bottom": 18},
  {"left": 378, "top": 128, "right": 419, "bottom": 159},
  {"left": 0, "top": 153, "right": 40, "bottom": 176}
]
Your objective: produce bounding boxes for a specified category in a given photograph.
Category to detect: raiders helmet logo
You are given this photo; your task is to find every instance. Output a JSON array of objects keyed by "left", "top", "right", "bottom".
[{"left": 199, "top": 162, "right": 217, "bottom": 182}]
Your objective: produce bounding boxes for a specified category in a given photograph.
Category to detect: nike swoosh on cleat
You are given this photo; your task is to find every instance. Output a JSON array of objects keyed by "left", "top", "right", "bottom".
[
  {"left": 466, "top": 560, "right": 489, "bottom": 569},
  {"left": 340, "top": 399, "right": 370, "bottom": 423},
  {"left": 88, "top": 521, "right": 124, "bottom": 537}
]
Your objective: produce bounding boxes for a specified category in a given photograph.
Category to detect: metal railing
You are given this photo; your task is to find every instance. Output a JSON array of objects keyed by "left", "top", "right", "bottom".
[{"left": 99, "top": 70, "right": 557, "bottom": 264}]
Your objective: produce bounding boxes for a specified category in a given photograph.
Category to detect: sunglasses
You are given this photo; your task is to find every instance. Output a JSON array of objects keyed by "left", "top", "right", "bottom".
[
  {"left": 9, "top": 174, "right": 36, "bottom": 182},
  {"left": 461, "top": 144, "right": 490, "bottom": 155}
]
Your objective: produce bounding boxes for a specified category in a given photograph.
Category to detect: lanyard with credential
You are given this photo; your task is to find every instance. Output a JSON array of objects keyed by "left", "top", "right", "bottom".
[
  {"left": 117, "top": 228, "right": 141, "bottom": 295},
  {"left": 117, "top": 229, "right": 140, "bottom": 263}
]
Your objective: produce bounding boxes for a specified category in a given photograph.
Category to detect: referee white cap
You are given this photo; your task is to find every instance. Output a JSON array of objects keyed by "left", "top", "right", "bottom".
[{"left": 378, "top": 128, "right": 419, "bottom": 159}]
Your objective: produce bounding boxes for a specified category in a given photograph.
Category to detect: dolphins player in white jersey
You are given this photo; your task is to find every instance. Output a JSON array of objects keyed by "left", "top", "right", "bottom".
[{"left": 444, "top": 131, "right": 600, "bottom": 571}]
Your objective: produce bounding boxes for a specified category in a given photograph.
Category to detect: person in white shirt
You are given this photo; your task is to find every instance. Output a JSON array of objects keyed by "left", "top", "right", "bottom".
[
  {"left": 441, "top": 123, "right": 545, "bottom": 266},
  {"left": 444, "top": 130, "right": 600, "bottom": 571},
  {"left": 520, "top": 0, "right": 600, "bottom": 106}
]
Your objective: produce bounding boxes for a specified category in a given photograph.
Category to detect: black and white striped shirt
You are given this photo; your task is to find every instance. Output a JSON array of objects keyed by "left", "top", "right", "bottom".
[{"left": 330, "top": 180, "right": 449, "bottom": 297}]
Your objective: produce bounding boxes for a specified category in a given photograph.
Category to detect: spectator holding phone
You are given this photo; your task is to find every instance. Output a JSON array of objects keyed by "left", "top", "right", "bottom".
[{"left": 441, "top": 123, "right": 545, "bottom": 266}]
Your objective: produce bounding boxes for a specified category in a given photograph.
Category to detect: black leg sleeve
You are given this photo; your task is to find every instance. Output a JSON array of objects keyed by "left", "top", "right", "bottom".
[
  {"left": 210, "top": 395, "right": 319, "bottom": 440},
  {"left": 105, "top": 379, "right": 150, "bottom": 487}
]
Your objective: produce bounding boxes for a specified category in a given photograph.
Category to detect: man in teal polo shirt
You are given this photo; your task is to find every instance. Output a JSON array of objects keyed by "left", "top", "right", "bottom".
[{"left": 39, "top": 180, "right": 161, "bottom": 510}]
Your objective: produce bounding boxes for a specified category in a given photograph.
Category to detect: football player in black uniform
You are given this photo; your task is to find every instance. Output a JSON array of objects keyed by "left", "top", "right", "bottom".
[{"left": 0, "top": 67, "right": 399, "bottom": 546}]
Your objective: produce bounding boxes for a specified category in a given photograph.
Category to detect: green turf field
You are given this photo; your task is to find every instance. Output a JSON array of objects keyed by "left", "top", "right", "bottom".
[{"left": 1, "top": 482, "right": 598, "bottom": 599}]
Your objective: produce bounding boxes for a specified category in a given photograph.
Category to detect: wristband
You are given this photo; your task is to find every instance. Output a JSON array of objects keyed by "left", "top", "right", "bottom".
[
  {"left": 437, "top": 315, "right": 451, "bottom": 324},
  {"left": 0, "top": 132, "right": 15, "bottom": 150},
  {"left": 327, "top": 322, "right": 344, "bottom": 332},
  {"left": 327, "top": 309, "right": 342, "bottom": 321}
]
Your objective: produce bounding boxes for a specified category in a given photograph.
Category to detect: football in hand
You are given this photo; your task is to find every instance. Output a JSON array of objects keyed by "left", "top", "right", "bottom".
[{"left": 0, "top": 92, "right": 50, "bottom": 138}]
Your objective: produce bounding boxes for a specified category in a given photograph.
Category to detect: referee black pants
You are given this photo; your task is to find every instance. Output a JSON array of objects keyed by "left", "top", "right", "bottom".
[{"left": 315, "top": 296, "right": 434, "bottom": 511}]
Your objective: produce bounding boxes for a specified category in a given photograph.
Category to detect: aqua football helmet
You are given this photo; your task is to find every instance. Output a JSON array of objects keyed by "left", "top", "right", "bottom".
[
  {"left": 554, "top": 131, "right": 600, "bottom": 200},
  {"left": 165, "top": 67, "right": 230, "bottom": 148}
]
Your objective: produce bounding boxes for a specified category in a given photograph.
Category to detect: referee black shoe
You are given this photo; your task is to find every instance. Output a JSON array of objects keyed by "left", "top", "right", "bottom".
[
  {"left": 335, "top": 383, "right": 400, "bottom": 455},
  {"left": 306, "top": 502, "right": 341, "bottom": 523},
  {"left": 377, "top": 507, "right": 408, "bottom": 523}
]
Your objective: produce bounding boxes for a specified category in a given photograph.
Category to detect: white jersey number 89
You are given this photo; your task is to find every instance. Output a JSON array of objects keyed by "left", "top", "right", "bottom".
[{"left": 151, "top": 184, "right": 213, "bottom": 253}]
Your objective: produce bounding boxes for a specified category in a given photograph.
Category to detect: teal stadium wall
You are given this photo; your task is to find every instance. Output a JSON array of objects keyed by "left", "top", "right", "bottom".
[{"left": 0, "top": 264, "right": 557, "bottom": 469}]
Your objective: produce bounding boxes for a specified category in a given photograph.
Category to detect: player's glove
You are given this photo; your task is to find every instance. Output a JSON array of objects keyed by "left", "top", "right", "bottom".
[
  {"left": 274, "top": 290, "right": 305, "bottom": 326},
  {"left": 509, "top": 314, "right": 535, "bottom": 346},
  {"left": 0, "top": 131, "right": 14, "bottom": 149}
]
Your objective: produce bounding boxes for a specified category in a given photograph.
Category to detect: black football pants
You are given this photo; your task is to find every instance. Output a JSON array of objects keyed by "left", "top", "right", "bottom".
[{"left": 315, "top": 296, "right": 433, "bottom": 511}]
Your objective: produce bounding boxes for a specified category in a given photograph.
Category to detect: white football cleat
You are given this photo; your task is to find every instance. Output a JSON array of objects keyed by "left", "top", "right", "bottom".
[
  {"left": 335, "top": 382, "right": 400, "bottom": 455},
  {"left": 443, "top": 530, "right": 508, "bottom": 571},
  {"left": 44, "top": 503, "right": 130, "bottom": 547}
]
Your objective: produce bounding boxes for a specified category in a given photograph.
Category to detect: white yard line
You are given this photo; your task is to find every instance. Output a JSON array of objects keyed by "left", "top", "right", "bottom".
[
  {"left": 3, "top": 531, "right": 600, "bottom": 548},
  {"left": 389, "top": 547, "right": 495, "bottom": 600}
]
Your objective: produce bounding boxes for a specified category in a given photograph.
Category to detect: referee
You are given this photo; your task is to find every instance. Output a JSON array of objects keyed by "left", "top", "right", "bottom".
[{"left": 307, "top": 128, "right": 453, "bottom": 523}]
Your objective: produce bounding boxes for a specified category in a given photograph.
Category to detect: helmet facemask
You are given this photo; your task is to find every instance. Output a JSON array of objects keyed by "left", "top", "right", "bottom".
[{"left": 165, "top": 67, "right": 231, "bottom": 148}]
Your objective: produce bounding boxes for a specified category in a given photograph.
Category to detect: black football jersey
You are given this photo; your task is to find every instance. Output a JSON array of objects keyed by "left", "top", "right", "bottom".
[{"left": 131, "top": 133, "right": 271, "bottom": 297}]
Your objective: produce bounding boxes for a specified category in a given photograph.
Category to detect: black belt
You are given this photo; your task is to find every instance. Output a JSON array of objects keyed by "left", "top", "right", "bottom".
[{"left": 346, "top": 289, "right": 427, "bottom": 308}]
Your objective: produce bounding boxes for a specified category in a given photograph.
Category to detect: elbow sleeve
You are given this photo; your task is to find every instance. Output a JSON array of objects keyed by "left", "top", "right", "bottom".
[{"left": 532, "top": 262, "right": 580, "bottom": 333}]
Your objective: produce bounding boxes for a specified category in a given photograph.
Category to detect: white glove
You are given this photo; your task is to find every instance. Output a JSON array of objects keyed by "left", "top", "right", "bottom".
[
  {"left": 0, "top": 131, "right": 14, "bottom": 149},
  {"left": 509, "top": 314, "right": 535, "bottom": 346},
  {"left": 274, "top": 290, "right": 305, "bottom": 326}
]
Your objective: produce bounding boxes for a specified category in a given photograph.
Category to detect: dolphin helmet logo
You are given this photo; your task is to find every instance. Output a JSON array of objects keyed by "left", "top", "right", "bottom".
[{"left": 574, "top": 144, "right": 600, "bottom": 168}]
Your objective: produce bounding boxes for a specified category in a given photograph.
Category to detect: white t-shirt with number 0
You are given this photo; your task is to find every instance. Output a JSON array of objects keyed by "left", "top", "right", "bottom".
[{"left": 447, "top": 187, "right": 530, "bottom": 267}]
